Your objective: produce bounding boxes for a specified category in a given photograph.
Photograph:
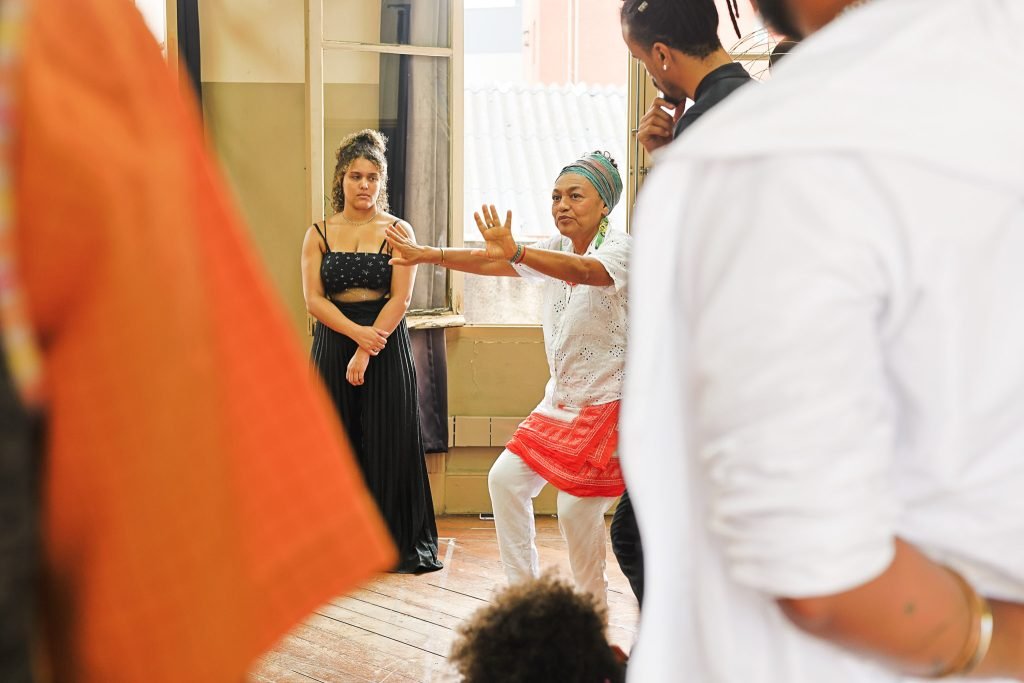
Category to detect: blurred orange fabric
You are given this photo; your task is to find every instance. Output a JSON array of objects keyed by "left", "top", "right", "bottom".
[{"left": 14, "top": 0, "right": 396, "bottom": 680}]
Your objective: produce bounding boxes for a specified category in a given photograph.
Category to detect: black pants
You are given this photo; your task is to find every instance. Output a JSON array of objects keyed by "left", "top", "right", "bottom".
[
  {"left": 610, "top": 488, "right": 644, "bottom": 607},
  {"left": 0, "top": 349, "right": 39, "bottom": 683}
]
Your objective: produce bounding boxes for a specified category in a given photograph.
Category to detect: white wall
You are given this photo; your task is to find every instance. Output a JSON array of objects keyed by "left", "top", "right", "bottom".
[{"left": 134, "top": 0, "right": 167, "bottom": 49}]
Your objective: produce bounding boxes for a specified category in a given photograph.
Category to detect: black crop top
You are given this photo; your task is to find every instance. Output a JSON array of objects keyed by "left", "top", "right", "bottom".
[{"left": 315, "top": 224, "right": 394, "bottom": 295}]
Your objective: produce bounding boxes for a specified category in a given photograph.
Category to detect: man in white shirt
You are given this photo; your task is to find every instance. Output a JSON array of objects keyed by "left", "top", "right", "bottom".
[{"left": 622, "top": 0, "right": 1024, "bottom": 680}]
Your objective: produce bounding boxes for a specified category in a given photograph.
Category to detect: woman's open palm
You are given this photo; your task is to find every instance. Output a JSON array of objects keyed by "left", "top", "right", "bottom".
[
  {"left": 473, "top": 204, "right": 515, "bottom": 261},
  {"left": 385, "top": 222, "right": 427, "bottom": 266}
]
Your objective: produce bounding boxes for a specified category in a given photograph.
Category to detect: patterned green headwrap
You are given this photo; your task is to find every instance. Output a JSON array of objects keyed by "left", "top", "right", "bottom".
[{"left": 557, "top": 151, "right": 623, "bottom": 212}]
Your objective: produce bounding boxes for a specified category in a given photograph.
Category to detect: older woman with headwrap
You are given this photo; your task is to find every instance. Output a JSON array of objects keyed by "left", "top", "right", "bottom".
[{"left": 386, "top": 151, "right": 628, "bottom": 608}]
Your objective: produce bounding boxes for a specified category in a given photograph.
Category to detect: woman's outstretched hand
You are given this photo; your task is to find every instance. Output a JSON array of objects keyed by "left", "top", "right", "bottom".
[
  {"left": 386, "top": 223, "right": 432, "bottom": 266},
  {"left": 473, "top": 204, "right": 516, "bottom": 261}
]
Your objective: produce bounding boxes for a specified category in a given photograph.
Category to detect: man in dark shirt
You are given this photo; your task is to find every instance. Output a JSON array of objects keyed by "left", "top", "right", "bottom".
[
  {"left": 612, "top": 0, "right": 754, "bottom": 608},
  {"left": 622, "top": 0, "right": 754, "bottom": 155}
]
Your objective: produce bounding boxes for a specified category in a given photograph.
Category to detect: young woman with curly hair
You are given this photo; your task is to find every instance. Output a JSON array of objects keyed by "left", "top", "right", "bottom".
[{"left": 301, "top": 129, "right": 442, "bottom": 574}]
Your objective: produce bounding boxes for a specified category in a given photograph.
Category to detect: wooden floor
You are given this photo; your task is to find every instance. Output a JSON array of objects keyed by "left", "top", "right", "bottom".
[{"left": 248, "top": 515, "right": 640, "bottom": 682}]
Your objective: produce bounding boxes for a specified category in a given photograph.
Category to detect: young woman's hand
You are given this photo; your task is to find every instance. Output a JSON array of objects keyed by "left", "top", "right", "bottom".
[
  {"left": 346, "top": 349, "right": 370, "bottom": 386},
  {"left": 351, "top": 325, "right": 388, "bottom": 355}
]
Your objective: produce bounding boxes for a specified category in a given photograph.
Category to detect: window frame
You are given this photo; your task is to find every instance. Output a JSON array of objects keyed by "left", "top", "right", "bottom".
[
  {"left": 304, "top": 0, "right": 466, "bottom": 328},
  {"left": 305, "top": 3, "right": 770, "bottom": 328},
  {"left": 625, "top": 56, "right": 654, "bottom": 230}
]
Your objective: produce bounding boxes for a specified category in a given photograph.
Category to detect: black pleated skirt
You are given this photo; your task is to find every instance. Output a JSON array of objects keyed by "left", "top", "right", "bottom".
[{"left": 311, "top": 299, "right": 442, "bottom": 574}]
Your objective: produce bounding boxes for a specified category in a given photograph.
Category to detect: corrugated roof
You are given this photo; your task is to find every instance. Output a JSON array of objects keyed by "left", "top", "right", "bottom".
[{"left": 464, "top": 82, "right": 628, "bottom": 240}]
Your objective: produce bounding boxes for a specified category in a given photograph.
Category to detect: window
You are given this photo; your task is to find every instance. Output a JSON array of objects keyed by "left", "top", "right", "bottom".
[
  {"left": 307, "top": 0, "right": 459, "bottom": 317},
  {"left": 304, "top": 1, "right": 780, "bottom": 326},
  {"left": 462, "top": 0, "right": 629, "bottom": 324}
]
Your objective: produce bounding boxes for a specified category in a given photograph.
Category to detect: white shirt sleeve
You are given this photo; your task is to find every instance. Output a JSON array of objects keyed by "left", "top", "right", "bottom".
[
  {"left": 671, "top": 155, "right": 903, "bottom": 597},
  {"left": 590, "top": 229, "right": 629, "bottom": 294}
]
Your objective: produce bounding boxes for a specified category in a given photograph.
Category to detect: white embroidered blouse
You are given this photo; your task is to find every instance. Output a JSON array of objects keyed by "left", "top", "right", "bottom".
[{"left": 512, "top": 227, "right": 630, "bottom": 411}]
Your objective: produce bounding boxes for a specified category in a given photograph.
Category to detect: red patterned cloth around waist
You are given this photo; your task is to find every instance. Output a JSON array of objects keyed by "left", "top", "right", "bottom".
[{"left": 506, "top": 401, "right": 624, "bottom": 498}]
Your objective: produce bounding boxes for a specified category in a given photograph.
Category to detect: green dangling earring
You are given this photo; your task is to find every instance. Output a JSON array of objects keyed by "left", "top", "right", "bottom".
[{"left": 596, "top": 215, "right": 609, "bottom": 249}]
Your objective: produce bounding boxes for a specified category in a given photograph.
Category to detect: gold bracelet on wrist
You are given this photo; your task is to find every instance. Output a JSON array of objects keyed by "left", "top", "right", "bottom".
[
  {"left": 932, "top": 567, "right": 994, "bottom": 678},
  {"left": 963, "top": 592, "right": 993, "bottom": 676},
  {"left": 438, "top": 246, "right": 445, "bottom": 265}
]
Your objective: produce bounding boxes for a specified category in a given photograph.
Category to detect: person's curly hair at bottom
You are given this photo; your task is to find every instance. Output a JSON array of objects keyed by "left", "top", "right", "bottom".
[{"left": 449, "top": 573, "right": 626, "bottom": 683}]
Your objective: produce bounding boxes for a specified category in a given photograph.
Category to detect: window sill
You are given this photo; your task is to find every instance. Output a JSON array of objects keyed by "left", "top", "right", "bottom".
[{"left": 407, "top": 313, "right": 466, "bottom": 330}]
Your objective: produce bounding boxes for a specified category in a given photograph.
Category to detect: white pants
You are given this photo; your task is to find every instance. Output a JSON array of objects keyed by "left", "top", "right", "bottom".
[{"left": 487, "top": 449, "right": 616, "bottom": 609}]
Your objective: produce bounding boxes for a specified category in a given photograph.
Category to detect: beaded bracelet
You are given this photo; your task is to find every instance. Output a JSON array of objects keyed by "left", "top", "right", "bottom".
[{"left": 509, "top": 242, "right": 525, "bottom": 264}]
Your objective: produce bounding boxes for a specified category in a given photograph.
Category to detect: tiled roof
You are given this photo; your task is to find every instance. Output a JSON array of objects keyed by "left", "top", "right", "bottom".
[{"left": 464, "top": 82, "right": 628, "bottom": 241}]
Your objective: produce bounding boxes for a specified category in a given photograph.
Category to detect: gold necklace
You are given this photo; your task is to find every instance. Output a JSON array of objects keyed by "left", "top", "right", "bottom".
[{"left": 339, "top": 209, "right": 378, "bottom": 226}]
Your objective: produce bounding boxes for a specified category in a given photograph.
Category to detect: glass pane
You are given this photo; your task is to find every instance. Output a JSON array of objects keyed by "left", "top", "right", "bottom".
[
  {"left": 463, "top": 0, "right": 627, "bottom": 324},
  {"left": 324, "top": 0, "right": 451, "bottom": 49},
  {"left": 465, "top": 85, "right": 628, "bottom": 244},
  {"left": 323, "top": 51, "right": 451, "bottom": 311},
  {"left": 462, "top": 273, "right": 543, "bottom": 325}
]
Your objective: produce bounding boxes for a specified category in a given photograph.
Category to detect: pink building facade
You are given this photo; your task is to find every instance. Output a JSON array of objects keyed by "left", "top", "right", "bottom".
[
  {"left": 522, "top": 0, "right": 626, "bottom": 86},
  {"left": 520, "top": 0, "right": 765, "bottom": 87}
]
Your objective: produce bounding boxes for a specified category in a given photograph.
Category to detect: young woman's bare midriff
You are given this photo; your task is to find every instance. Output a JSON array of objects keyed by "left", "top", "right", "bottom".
[{"left": 330, "top": 288, "right": 389, "bottom": 303}]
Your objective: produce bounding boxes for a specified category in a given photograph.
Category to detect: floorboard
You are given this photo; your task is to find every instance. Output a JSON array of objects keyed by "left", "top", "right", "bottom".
[{"left": 248, "top": 515, "right": 640, "bottom": 682}]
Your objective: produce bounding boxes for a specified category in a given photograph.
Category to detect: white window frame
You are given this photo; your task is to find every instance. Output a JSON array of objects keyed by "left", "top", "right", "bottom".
[
  {"left": 625, "top": 56, "right": 654, "bottom": 230},
  {"left": 304, "top": 0, "right": 466, "bottom": 328},
  {"left": 304, "top": 3, "right": 740, "bottom": 327}
]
